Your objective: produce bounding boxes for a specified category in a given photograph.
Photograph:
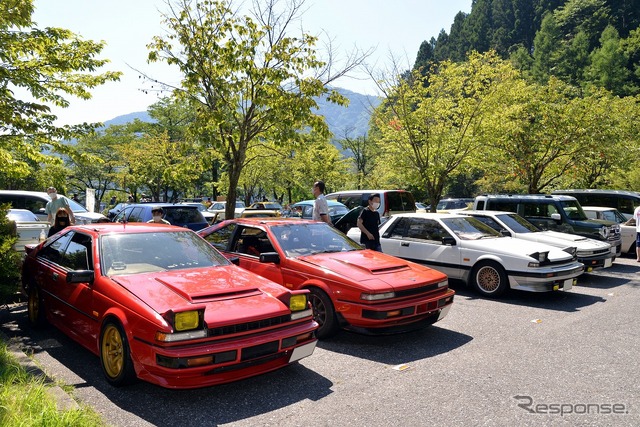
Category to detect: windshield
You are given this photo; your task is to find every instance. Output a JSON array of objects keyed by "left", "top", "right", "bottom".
[
  {"left": 329, "top": 204, "right": 349, "bottom": 216},
  {"left": 441, "top": 216, "right": 502, "bottom": 240},
  {"left": 271, "top": 223, "right": 361, "bottom": 257},
  {"left": 8, "top": 210, "right": 40, "bottom": 222},
  {"left": 100, "top": 230, "right": 229, "bottom": 276},
  {"left": 560, "top": 200, "right": 588, "bottom": 220},
  {"left": 599, "top": 209, "right": 626, "bottom": 223},
  {"left": 496, "top": 213, "right": 540, "bottom": 233},
  {"left": 67, "top": 198, "right": 89, "bottom": 213}
]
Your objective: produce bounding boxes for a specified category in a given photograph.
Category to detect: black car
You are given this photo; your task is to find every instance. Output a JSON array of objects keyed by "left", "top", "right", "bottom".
[
  {"left": 107, "top": 203, "right": 127, "bottom": 219},
  {"left": 112, "top": 203, "right": 208, "bottom": 231}
]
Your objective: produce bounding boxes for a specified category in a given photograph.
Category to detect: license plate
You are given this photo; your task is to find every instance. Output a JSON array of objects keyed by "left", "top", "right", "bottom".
[
  {"left": 604, "top": 258, "right": 613, "bottom": 268},
  {"left": 563, "top": 278, "right": 573, "bottom": 291},
  {"left": 289, "top": 341, "right": 317, "bottom": 363}
]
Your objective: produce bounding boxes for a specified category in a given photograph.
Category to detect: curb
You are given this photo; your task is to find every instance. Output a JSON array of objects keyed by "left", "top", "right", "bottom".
[{"left": 0, "top": 304, "right": 79, "bottom": 411}]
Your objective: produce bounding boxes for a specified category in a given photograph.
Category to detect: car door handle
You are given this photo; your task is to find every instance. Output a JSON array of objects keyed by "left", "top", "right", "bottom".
[
  {"left": 52, "top": 272, "right": 59, "bottom": 281},
  {"left": 401, "top": 242, "right": 410, "bottom": 247}
]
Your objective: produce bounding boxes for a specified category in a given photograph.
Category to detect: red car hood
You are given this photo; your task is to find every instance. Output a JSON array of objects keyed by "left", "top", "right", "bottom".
[
  {"left": 112, "top": 265, "right": 290, "bottom": 326},
  {"left": 297, "top": 250, "right": 447, "bottom": 292}
]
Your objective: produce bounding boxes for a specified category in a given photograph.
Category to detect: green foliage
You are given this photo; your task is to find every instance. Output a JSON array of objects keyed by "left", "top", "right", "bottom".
[
  {"left": 0, "top": 0, "right": 121, "bottom": 183},
  {"left": 147, "top": 0, "right": 362, "bottom": 218},
  {"left": 374, "top": 51, "right": 515, "bottom": 209},
  {"left": 0, "top": 204, "right": 21, "bottom": 304},
  {"left": 0, "top": 342, "right": 105, "bottom": 426}
]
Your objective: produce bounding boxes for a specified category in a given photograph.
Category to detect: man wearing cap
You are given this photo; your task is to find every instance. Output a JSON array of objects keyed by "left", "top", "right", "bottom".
[{"left": 147, "top": 207, "right": 170, "bottom": 224}]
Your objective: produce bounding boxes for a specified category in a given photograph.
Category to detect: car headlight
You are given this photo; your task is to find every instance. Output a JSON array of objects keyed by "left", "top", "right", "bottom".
[
  {"left": 598, "top": 226, "right": 608, "bottom": 239},
  {"left": 289, "top": 294, "right": 307, "bottom": 312},
  {"left": 175, "top": 310, "right": 200, "bottom": 331},
  {"left": 528, "top": 251, "right": 548, "bottom": 267},
  {"left": 361, "top": 291, "right": 395, "bottom": 301}
]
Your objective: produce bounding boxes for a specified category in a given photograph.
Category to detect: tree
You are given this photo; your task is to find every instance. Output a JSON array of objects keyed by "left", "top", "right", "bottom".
[
  {"left": 146, "top": 0, "right": 368, "bottom": 219},
  {"left": 338, "top": 129, "right": 378, "bottom": 190},
  {"left": 372, "top": 51, "right": 514, "bottom": 211},
  {"left": 0, "top": 0, "right": 121, "bottom": 183},
  {"left": 477, "top": 77, "right": 635, "bottom": 193},
  {"left": 584, "top": 25, "right": 633, "bottom": 95}
]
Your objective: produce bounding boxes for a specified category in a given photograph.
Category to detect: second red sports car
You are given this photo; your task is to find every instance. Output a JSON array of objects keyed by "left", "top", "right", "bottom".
[{"left": 199, "top": 218, "right": 455, "bottom": 338}]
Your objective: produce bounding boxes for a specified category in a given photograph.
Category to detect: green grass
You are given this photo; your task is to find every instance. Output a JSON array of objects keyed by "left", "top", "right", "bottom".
[{"left": 0, "top": 341, "right": 105, "bottom": 427}]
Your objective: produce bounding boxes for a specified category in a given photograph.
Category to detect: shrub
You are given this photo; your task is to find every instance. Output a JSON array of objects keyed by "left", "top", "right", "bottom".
[{"left": 0, "top": 204, "right": 22, "bottom": 304}]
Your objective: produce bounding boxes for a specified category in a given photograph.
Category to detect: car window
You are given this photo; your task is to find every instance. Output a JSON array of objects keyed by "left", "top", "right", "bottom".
[
  {"left": 202, "top": 223, "right": 236, "bottom": 251},
  {"left": 165, "top": 207, "right": 203, "bottom": 224},
  {"left": 236, "top": 227, "right": 269, "bottom": 256},
  {"left": 39, "top": 232, "right": 74, "bottom": 264},
  {"left": 127, "top": 207, "right": 145, "bottom": 222},
  {"left": 407, "top": 218, "right": 450, "bottom": 242},
  {"left": 302, "top": 205, "right": 313, "bottom": 219},
  {"left": 441, "top": 217, "right": 502, "bottom": 240},
  {"left": 61, "top": 233, "right": 92, "bottom": 270},
  {"left": 497, "top": 214, "right": 539, "bottom": 233},
  {"left": 470, "top": 216, "right": 503, "bottom": 233},
  {"left": 488, "top": 201, "right": 518, "bottom": 213},
  {"left": 101, "top": 231, "right": 229, "bottom": 275},
  {"left": 271, "top": 223, "right": 360, "bottom": 257},
  {"left": 385, "top": 217, "right": 411, "bottom": 238},
  {"left": 7, "top": 210, "right": 39, "bottom": 222}
]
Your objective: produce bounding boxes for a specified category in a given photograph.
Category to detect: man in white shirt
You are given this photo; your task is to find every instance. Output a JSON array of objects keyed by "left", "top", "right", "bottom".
[{"left": 312, "top": 180, "right": 332, "bottom": 226}]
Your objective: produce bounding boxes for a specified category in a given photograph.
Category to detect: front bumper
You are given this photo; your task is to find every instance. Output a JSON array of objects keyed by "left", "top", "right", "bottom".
[
  {"left": 334, "top": 288, "right": 455, "bottom": 334},
  {"left": 507, "top": 263, "right": 584, "bottom": 293},
  {"left": 130, "top": 320, "right": 317, "bottom": 389}
]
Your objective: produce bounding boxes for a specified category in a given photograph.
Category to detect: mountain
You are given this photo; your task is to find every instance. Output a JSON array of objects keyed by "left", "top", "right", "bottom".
[{"left": 103, "top": 87, "right": 381, "bottom": 138}]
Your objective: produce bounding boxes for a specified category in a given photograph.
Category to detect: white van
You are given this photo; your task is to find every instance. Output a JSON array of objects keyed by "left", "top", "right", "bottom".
[
  {"left": 0, "top": 190, "right": 106, "bottom": 224},
  {"left": 326, "top": 189, "right": 416, "bottom": 233}
]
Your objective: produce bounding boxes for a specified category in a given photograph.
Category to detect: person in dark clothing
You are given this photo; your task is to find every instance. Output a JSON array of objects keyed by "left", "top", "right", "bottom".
[
  {"left": 48, "top": 208, "right": 71, "bottom": 237},
  {"left": 357, "top": 193, "right": 382, "bottom": 251}
]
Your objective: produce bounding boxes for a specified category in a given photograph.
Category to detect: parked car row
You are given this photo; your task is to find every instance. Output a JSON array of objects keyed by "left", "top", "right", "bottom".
[{"left": 13, "top": 188, "right": 638, "bottom": 391}]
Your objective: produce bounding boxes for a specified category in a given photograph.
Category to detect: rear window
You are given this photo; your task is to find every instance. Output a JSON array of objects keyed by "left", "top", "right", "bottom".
[
  {"left": 387, "top": 191, "right": 415, "bottom": 212},
  {"left": 164, "top": 207, "right": 205, "bottom": 224}
]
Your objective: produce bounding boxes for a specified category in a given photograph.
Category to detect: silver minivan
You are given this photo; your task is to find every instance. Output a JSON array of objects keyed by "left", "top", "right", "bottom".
[{"left": 0, "top": 190, "right": 106, "bottom": 224}]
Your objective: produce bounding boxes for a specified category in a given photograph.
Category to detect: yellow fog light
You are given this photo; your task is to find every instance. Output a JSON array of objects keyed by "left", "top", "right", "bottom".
[
  {"left": 175, "top": 311, "right": 199, "bottom": 331},
  {"left": 289, "top": 294, "right": 307, "bottom": 312}
]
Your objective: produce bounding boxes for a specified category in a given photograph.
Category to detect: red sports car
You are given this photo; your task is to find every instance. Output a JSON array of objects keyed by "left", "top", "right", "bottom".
[
  {"left": 22, "top": 223, "right": 317, "bottom": 389},
  {"left": 198, "top": 219, "right": 454, "bottom": 338}
]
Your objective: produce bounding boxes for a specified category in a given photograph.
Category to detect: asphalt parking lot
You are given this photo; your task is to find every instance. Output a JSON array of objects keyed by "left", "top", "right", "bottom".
[{"left": 1, "top": 256, "right": 639, "bottom": 427}]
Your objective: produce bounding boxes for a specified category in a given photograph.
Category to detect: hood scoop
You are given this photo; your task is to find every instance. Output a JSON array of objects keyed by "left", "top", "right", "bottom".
[{"left": 154, "top": 278, "right": 260, "bottom": 303}]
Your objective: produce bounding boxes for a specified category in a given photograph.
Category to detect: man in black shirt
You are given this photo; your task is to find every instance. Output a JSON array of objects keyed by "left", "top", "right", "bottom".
[{"left": 357, "top": 193, "right": 382, "bottom": 251}]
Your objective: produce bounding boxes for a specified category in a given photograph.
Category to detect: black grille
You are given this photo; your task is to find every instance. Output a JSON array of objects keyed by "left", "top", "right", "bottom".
[
  {"left": 393, "top": 283, "right": 443, "bottom": 299},
  {"left": 241, "top": 341, "right": 280, "bottom": 361},
  {"left": 207, "top": 314, "right": 291, "bottom": 337}
]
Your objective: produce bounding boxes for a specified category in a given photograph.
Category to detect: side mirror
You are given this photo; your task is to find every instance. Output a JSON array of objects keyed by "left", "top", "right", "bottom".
[
  {"left": 500, "top": 229, "right": 511, "bottom": 237},
  {"left": 550, "top": 213, "right": 561, "bottom": 221},
  {"left": 229, "top": 256, "right": 240, "bottom": 266},
  {"left": 442, "top": 236, "right": 457, "bottom": 246},
  {"left": 260, "top": 252, "right": 280, "bottom": 264},
  {"left": 67, "top": 270, "right": 94, "bottom": 284}
]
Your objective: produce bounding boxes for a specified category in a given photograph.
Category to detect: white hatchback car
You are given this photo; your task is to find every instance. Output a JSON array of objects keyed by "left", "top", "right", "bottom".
[
  {"left": 461, "top": 210, "right": 614, "bottom": 271},
  {"left": 364, "top": 213, "right": 585, "bottom": 297},
  {"left": 207, "top": 200, "right": 246, "bottom": 222}
]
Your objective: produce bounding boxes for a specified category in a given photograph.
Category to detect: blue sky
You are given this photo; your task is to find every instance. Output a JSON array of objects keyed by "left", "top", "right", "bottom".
[{"left": 33, "top": 0, "right": 471, "bottom": 125}]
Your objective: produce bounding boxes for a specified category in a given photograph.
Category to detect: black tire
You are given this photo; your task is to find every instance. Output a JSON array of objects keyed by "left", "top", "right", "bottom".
[
  {"left": 99, "top": 320, "right": 136, "bottom": 387},
  {"left": 308, "top": 288, "right": 338, "bottom": 339},
  {"left": 471, "top": 260, "right": 508, "bottom": 297},
  {"left": 27, "top": 286, "right": 46, "bottom": 328}
]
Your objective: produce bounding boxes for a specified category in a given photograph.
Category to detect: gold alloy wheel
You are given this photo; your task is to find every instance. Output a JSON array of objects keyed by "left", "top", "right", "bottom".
[
  {"left": 476, "top": 265, "right": 500, "bottom": 293},
  {"left": 28, "top": 287, "right": 40, "bottom": 325},
  {"left": 101, "top": 324, "right": 125, "bottom": 379}
]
